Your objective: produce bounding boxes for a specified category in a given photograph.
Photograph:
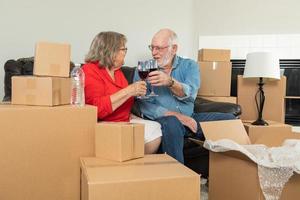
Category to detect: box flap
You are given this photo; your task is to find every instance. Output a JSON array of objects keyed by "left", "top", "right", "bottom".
[
  {"left": 200, "top": 119, "right": 251, "bottom": 145},
  {"left": 80, "top": 154, "right": 199, "bottom": 183}
]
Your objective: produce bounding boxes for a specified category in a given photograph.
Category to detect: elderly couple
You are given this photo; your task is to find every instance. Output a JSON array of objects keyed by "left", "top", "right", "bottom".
[{"left": 83, "top": 28, "right": 235, "bottom": 163}]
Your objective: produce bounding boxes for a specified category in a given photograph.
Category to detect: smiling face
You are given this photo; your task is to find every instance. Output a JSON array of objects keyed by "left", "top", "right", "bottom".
[{"left": 150, "top": 30, "right": 177, "bottom": 68}]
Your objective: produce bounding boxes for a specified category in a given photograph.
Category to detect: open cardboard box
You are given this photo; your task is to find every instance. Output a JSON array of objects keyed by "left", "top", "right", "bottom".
[{"left": 197, "top": 119, "right": 300, "bottom": 200}]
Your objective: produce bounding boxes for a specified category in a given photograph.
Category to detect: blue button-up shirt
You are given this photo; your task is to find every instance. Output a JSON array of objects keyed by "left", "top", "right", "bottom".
[{"left": 133, "top": 55, "right": 200, "bottom": 119}]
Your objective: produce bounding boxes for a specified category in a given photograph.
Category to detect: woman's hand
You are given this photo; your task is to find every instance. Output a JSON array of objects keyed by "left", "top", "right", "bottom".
[{"left": 127, "top": 81, "right": 147, "bottom": 97}]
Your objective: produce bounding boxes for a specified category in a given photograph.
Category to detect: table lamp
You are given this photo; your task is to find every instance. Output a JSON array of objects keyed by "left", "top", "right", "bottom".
[{"left": 243, "top": 52, "right": 280, "bottom": 126}]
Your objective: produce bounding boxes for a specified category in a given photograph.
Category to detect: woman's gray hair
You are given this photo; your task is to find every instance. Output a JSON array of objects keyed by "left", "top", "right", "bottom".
[{"left": 85, "top": 31, "right": 127, "bottom": 69}]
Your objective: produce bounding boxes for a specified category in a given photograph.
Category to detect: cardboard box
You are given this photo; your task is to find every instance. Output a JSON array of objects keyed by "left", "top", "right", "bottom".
[
  {"left": 34, "top": 41, "right": 71, "bottom": 77},
  {"left": 198, "top": 48, "right": 231, "bottom": 62},
  {"left": 237, "top": 75, "right": 286, "bottom": 123},
  {"left": 95, "top": 122, "right": 144, "bottom": 162},
  {"left": 199, "top": 96, "right": 237, "bottom": 104},
  {"left": 12, "top": 76, "right": 71, "bottom": 106},
  {"left": 0, "top": 105, "right": 97, "bottom": 200},
  {"left": 80, "top": 154, "right": 200, "bottom": 200},
  {"left": 198, "top": 61, "right": 232, "bottom": 96},
  {"left": 200, "top": 119, "right": 300, "bottom": 200},
  {"left": 243, "top": 120, "right": 293, "bottom": 146}
]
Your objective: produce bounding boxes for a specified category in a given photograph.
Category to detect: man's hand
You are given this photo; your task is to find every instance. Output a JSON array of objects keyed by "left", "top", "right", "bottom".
[
  {"left": 148, "top": 71, "right": 171, "bottom": 87},
  {"left": 165, "top": 111, "right": 198, "bottom": 133}
]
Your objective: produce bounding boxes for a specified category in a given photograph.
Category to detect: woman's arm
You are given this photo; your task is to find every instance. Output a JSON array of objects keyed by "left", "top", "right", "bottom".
[{"left": 110, "top": 81, "right": 146, "bottom": 111}]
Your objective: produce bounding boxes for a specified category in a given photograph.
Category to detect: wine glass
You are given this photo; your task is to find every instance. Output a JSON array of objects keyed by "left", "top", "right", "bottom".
[
  {"left": 147, "top": 59, "right": 159, "bottom": 97},
  {"left": 137, "top": 61, "right": 149, "bottom": 99}
]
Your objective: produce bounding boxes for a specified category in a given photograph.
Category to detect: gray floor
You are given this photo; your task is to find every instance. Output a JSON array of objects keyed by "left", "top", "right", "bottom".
[{"left": 200, "top": 178, "right": 208, "bottom": 200}]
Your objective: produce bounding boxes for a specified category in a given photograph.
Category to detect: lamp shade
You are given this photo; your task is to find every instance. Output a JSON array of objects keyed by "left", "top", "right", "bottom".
[{"left": 243, "top": 52, "right": 280, "bottom": 80}]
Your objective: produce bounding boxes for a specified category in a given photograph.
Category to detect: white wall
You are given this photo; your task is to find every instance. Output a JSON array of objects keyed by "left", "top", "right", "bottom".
[
  {"left": 199, "top": 34, "right": 300, "bottom": 59},
  {"left": 0, "top": 0, "right": 198, "bottom": 99},
  {"left": 2, "top": 0, "right": 300, "bottom": 100},
  {"left": 196, "top": 0, "right": 300, "bottom": 36}
]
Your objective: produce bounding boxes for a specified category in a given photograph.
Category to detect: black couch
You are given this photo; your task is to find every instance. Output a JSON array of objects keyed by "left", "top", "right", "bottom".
[{"left": 121, "top": 66, "right": 241, "bottom": 178}]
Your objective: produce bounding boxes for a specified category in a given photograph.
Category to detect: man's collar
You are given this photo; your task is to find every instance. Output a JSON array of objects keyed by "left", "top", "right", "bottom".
[{"left": 172, "top": 55, "right": 179, "bottom": 69}]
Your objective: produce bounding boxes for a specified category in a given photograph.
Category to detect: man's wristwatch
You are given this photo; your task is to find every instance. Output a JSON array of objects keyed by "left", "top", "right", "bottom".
[{"left": 168, "top": 77, "right": 175, "bottom": 87}]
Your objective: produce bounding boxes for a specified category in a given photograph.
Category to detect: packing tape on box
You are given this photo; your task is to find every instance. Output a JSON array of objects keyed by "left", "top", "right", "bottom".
[
  {"left": 131, "top": 124, "right": 141, "bottom": 158},
  {"left": 26, "top": 94, "right": 36, "bottom": 104},
  {"left": 129, "top": 127, "right": 135, "bottom": 157},
  {"left": 85, "top": 160, "right": 178, "bottom": 168},
  {"left": 212, "top": 62, "right": 217, "bottom": 70},
  {"left": 26, "top": 78, "right": 37, "bottom": 89},
  {"left": 53, "top": 89, "right": 61, "bottom": 101},
  {"left": 49, "top": 63, "right": 61, "bottom": 75}
]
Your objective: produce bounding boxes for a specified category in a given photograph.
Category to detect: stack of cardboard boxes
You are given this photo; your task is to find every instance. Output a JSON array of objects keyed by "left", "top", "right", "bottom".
[
  {"left": 12, "top": 41, "right": 71, "bottom": 106},
  {"left": 197, "top": 48, "right": 236, "bottom": 104},
  {"left": 1, "top": 41, "right": 200, "bottom": 200},
  {"left": 0, "top": 41, "right": 97, "bottom": 200},
  {"left": 195, "top": 48, "right": 299, "bottom": 199},
  {"left": 80, "top": 122, "right": 201, "bottom": 200}
]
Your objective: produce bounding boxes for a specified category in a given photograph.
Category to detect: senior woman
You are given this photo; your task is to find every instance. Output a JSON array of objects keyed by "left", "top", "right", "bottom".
[{"left": 82, "top": 31, "right": 161, "bottom": 154}]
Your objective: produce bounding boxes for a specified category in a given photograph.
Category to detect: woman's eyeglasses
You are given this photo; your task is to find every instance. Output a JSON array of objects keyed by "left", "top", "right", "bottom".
[{"left": 119, "top": 47, "right": 128, "bottom": 53}]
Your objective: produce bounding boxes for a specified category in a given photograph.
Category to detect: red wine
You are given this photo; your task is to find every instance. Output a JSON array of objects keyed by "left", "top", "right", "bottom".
[
  {"left": 149, "top": 68, "right": 158, "bottom": 72},
  {"left": 138, "top": 71, "right": 149, "bottom": 80}
]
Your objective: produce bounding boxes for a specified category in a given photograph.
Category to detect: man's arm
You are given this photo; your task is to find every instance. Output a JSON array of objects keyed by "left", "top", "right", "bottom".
[
  {"left": 133, "top": 68, "right": 169, "bottom": 120},
  {"left": 148, "top": 61, "right": 200, "bottom": 100}
]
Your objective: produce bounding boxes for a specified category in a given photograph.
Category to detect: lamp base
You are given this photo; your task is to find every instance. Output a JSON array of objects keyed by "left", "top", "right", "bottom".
[{"left": 251, "top": 119, "right": 269, "bottom": 126}]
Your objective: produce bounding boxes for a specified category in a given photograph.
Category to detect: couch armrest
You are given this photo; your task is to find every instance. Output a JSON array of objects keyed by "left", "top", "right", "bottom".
[{"left": 194, "top": 97, "right": 241, "bottom": 117}]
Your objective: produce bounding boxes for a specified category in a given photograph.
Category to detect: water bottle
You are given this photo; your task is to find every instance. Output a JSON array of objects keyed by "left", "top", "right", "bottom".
[{"left": 70, "top": 63, "right": 85, "bottom": 106}]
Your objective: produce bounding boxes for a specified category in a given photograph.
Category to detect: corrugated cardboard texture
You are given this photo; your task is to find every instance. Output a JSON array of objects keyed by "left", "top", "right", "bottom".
[
  {"left": 198, "top": 48, "right": 231, "bottom": 62},
  {"left": 202, "top": 119, "right": 300, "bottom": 200},
  {"left": 95, "top": 122, "right": 144, "bottom": 162},
  {"left": 34, "top": 41, "right": 71, "bottom": 77},
  {"left": 0, "top": 105, "right": 97, "bottom": 200},
  {"left": 198, "top": 61, "right": 232, "bottom": 96},
  {"left": 80, "top": 154, "right": 200, "bottom": 200},
  {"left": 201, "top": 119, "right": 251, "bottom": 145},
  {"left": 199, "top": 96, "right": 237, "bottom": 104},
  {"left": 243, "top": 121, "right": 293, "bottom": 146},
  {"left": 237, "top": 75, "right": 286, "bottom": 123},
  {"left": 12, "top": 76, "right": 71, "bottom": 106}
]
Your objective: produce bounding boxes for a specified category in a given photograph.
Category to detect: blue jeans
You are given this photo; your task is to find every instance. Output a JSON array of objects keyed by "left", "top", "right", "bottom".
[{"left": 156, "top": 112, "right": 236, "bottom": 163}]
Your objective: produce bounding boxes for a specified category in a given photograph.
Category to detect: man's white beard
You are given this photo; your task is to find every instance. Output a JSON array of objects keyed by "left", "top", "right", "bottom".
[{"left": 159, "top": 52, "right": 172, "bottom": 68}]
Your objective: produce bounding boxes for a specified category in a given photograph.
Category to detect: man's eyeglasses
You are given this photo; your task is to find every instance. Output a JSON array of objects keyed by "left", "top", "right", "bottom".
[
  {"left": 148, "top": 45, "right": 169, "bottom": 52},
  {"left": 119, "top": 47, "right": 128, "bottom": 53}
]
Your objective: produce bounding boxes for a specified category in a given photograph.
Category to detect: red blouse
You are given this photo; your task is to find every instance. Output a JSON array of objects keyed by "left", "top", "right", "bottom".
[{"left": 82, "top": 62, "right": 133, "bottom": 122}]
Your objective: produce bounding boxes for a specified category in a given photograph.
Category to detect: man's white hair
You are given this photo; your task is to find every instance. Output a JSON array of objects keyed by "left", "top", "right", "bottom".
[
  {"left": 156, "top": 28, "right": 178, "bottom": 46},
  {"left": 168, "top": 31, "right": 178, "bottom": 46}
]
